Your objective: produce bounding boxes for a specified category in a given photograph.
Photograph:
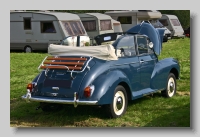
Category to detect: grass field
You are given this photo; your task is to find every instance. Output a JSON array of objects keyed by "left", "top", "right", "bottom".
[{"left": 10, "top": 38, "right": 190, "bottom": 127}]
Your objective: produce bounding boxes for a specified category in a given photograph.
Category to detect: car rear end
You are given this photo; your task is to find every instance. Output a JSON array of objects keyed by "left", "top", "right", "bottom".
[{"left": 21, "top": 55, "right": 98, "bottom": 107}]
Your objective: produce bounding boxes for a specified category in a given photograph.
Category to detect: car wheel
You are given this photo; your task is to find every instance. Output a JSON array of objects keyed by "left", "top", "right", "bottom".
[
  {"left": 163, "top": 35, "right": 168, "bottom": 42},
  {"left": 40, "top": 102, "right": 63, "bottom": 112},
  {"left": 24, "top": 46, "right": 32, "bottom": 53},
  {"left": 161, "top": 73, "right": 176, "bottom": 98},
  {"left": 105, "top": 85, "right": 128, "bottom": 118}
]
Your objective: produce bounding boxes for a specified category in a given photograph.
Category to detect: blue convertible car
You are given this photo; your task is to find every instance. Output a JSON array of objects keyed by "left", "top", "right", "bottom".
[{"left": 22, "top": 22, "right": 180, "bottom": 118}]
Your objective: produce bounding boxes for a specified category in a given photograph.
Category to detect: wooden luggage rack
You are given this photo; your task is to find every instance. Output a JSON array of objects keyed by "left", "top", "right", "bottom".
[{"left": 38, "top": 55, "right": 93, "bottom": 73}]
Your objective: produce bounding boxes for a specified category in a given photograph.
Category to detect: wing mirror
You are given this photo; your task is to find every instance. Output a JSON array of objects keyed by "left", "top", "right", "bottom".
[{"left": 149, "top": 42, "right": 154, "bottom": 48}]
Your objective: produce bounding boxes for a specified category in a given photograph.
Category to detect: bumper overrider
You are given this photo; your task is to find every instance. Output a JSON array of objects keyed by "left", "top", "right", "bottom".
[{"left": 21, "top": 90, "right": 98, "bottom": 107}]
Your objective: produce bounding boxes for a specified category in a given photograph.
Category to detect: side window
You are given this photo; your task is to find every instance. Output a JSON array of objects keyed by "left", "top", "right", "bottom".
[
  {"left": 117, "top": 16, "right": 132, "bottom": 24},
  {"left": 24, "top": 18, "right": 31, "bottom": 30},
  {"left": 114, "top": 35, "right": 136, "bottom": 57},
  {"left": 41, "top": 22, "right": 56, "bottom": 33},
  {"left": 137, "top": 36, "right": 148, "bottom": 55},
  {"left": 100, "top": 20, "right": 112, "bottom": 31},
  {"left": 82, "top": 20, "right": 96, "bottom": 31}
]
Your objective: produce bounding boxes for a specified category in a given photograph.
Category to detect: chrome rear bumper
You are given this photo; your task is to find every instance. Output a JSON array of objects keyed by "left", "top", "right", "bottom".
[{"left": 21, "top": 92, "right": 98, "bottom": 107}]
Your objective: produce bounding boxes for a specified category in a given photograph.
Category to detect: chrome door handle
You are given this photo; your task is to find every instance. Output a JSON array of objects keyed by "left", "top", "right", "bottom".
[
  {"left": 52, "top": 87, "right": 59, "bottom": 90},
  {"left": 140, "top": 60, "right": 144, "bottom": 63}
]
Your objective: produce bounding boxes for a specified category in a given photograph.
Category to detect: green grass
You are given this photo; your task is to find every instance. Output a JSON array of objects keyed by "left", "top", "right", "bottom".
[{"left": 10, "top": 38, "right": 190, "bottom": 127}]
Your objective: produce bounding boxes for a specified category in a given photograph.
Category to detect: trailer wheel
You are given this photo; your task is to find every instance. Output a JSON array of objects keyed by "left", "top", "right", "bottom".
[
  {"left": 24, "top": 46, "right": 32, "bottom": 53},
  {"left": 105, "top": 85, "right": 128, "bottom": 118}
]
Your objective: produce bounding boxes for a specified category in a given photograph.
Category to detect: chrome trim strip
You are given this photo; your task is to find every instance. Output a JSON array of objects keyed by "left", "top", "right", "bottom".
[
  {"left": 21, "top": 95, "right": 98, "bottom": 106},
  {"left": 113, "top": 58, "right": 157, "bottom": 66},
  {"left": 113, "top": 61, "right": 139, "bottom": 66}
]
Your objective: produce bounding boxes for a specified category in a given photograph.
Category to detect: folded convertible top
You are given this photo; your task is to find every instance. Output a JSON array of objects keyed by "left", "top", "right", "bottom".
[{"left": 48, "top": 44, "right": 118, "bottom": 60}]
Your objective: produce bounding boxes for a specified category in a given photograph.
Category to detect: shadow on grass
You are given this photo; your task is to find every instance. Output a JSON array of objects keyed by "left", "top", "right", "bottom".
[
  {"left": 10, "top": 101, "right": 110, "bottom": 127},
  {"left": 10, "top": 92, "right": 190, "bottom": 127}
]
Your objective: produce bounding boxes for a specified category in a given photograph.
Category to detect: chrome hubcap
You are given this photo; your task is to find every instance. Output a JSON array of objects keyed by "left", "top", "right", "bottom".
[
  {"left": 168, "top": 77, "right": 175, "bottom": 97},
  {"left": 25, "top": 47, "right": 31, "bottom": 53},
  {"left": 170, "top": 82, "right": 174, "bottom": 92},
  {"left": 113, "top": 91, "right": 125, "bottom": 115},
  {"left": 116, "top": 96, "right": 123, "bottom": 110}
]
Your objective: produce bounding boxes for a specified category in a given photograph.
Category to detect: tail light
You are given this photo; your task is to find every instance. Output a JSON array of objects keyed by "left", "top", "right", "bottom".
[
  {"left": 84, "top": 85, "right": 95, "bottom": 98},
  {"left": 26, "top": 82, "right": 36, "bottom": 93}
]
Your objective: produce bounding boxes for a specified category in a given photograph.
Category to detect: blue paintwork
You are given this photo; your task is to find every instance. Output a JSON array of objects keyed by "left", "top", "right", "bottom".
[
  {"left": 26, "top": 23, "right": 180, "bottom": 106},
  {"left": 127, "top": 23, "right": 165, "bottom": 55}
]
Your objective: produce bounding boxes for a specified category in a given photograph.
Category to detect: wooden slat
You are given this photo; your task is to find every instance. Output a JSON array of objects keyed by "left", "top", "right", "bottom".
[
  {"left": 46, "top": 57, "right": 87, "bottom": 61},
  {"left": 40, "top": 65, "right": 82, "bottom": 70},
  {"left": 43, "top": 61, "right": 84, "bottom": 66}
]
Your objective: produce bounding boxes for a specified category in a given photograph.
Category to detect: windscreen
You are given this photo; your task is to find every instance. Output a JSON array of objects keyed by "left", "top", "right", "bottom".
[{"left": 62, "top": 21, "right": 87, "bottom": 36}]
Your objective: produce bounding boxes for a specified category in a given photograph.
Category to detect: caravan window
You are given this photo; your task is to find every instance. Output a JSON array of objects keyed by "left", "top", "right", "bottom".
[
  {"left": 170, "top": 19, "right": 180, "bottom": 26},
  {"left": 24, "top": 18, "right": 31, "bottom": 30},
  {"left": 82, "top": 20, "right": 96, "bottom": 31},
  {"left": 62, "top": 21, "right": 86, "bottom": 36},
  {"left": 117, "top": 16, "right": 132, "bottom": 24},
  {"left": 41, "top": 22, "right": 56, "bottom": 33},
  {"left": 159, "top": 19, "right": 168, "bottom": 26},
  {"left": 100, "top": 20, "right": 112, "bottom": 31}
]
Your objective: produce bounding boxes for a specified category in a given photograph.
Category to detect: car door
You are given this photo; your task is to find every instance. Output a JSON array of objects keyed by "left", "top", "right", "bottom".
[
  {"left": 113, "top": 35, "right": 140, "bottom": 92},
  {"left": 136, "top": 35, "right": 156, "bottom": 90}
]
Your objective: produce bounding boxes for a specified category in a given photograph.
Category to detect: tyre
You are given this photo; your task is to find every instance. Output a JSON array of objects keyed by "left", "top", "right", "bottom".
[
  {"left": 105, "top": 85, "right": 128, "bottom": 118},
  {"left": 40, "top": 102, "right": 63, "bottom": 112},
  {"left": 161, "top": 73, "right": 176, "bottom": 98},
  {"left": 24, "top": 46, "right": 32, "bottom": 53},
  {"left": 163, "top": 35, "right": 168, "bottom": 42}
]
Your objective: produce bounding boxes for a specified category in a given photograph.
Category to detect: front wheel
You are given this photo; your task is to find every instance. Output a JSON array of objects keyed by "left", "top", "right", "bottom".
[
  {"left": 105, "top": 85, "right": 128, "bottom": 118},
  {"left": 161, "top": 73, "right": 176, "bottom": 98}
]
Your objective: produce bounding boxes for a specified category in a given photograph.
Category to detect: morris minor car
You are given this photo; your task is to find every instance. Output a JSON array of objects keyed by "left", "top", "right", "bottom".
[{"left": 22, "top": 22, "right": 180, "bottom": 118}]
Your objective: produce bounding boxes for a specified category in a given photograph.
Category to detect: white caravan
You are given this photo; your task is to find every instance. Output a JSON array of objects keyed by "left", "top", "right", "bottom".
[
  {"left": 105, "top": 10, "right": 172, "bottom": 41},
  {"left": 105, "top": 10, "right": 162, "bottom": 31},
  {"left": 76, "top": 13, "right": 122, "bottom": 45},
  {"left": 158, "top": 14, "right": 185, "bottom": 37},
  {"left": 10, "top": 11, "right": 90, "bottom": 53}
]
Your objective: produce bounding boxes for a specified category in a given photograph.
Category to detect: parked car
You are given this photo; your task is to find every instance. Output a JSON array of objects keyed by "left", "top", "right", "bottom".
[
  {"left": 150, "top": 20, "right": 172, "bottom": 42},
  {"left": 21, "top": 22, "right": 180, "bottom": 118},
  {"left": 184, "top": 27, "right": 190, "bottom": 38}
]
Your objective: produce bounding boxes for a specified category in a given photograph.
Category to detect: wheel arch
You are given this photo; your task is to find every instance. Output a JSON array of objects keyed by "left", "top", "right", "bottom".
[
  {"left": 170, "top": 67, "right": 179, "bottom": 79},
  {"left": 118, "top": 82, "right": 131, "bottom": 100}
]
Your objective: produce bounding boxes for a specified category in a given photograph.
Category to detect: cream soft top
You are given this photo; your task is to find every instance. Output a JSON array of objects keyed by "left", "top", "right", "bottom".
[{"left": 48, "top": 44, "right": 118, "bottom": 60}]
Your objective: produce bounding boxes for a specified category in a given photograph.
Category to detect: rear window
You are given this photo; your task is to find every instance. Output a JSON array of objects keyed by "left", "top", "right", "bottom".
[
  {"left": 170, "top": 19, "right": 181, "bottom": 26},
  {"left": 62, "top": 21, "right": 86, "bottom": 36},
  {"left": 159, "top": 19, "right": 168, "bottom": 26}
]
